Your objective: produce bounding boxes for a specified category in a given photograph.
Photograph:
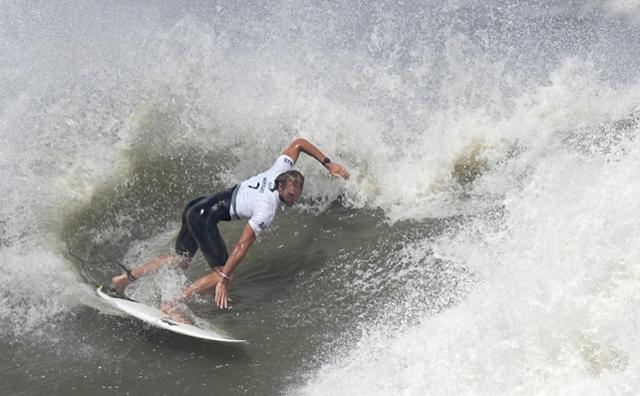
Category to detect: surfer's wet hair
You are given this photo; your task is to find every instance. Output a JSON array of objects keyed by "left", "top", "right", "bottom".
[{"left": 275, "top": 170, "right": 305, "bottom": 190}]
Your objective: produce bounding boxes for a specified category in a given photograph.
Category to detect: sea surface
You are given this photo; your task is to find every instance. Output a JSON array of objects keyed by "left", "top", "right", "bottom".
[{"left": 2, "top": 1, "right": 640, "bottom": 395}]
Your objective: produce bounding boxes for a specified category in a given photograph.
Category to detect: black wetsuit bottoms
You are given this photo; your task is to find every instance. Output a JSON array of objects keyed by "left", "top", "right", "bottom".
[{"left": 175, "top": 186, "right": 236, "bottom": 268}]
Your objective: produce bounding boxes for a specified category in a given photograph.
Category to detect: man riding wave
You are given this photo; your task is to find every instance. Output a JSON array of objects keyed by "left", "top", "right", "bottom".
[{"left": 111, "top": 138, "right": 350, "bottom": 322}]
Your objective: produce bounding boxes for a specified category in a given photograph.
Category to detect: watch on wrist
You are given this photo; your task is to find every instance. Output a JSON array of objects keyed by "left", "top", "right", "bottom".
[{"left": 322, "top": 157, "right": 331, "bottom": 166}]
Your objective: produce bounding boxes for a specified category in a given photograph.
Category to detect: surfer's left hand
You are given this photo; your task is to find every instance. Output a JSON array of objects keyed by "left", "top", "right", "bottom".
[{"left": 215, "top": 281, "right": 230, "bottom": 309}]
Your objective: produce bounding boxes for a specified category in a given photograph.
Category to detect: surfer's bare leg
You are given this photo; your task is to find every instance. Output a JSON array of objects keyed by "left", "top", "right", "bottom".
[
  {"left": 160, "top": 269, "right": 225, "bottom": 322},
  {"left": 111, "top": 254, "right": 190, "bottom": 293}
]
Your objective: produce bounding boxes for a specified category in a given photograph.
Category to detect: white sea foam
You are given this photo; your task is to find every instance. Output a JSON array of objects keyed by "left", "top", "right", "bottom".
[
  {"left": 2, "top": 2, "right": 640, "bottom": 393},
  {"left": 298, "top": 62, "right": 640, "bottom": 394}
]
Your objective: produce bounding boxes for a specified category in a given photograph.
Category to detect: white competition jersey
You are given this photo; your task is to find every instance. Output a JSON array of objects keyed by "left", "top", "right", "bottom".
[{"left": 229, "top": 155, "right": 294, "bottom": 236}]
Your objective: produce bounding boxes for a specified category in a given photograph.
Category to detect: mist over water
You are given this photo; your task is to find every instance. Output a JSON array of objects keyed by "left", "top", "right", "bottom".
[{"left": 2, "top": 1, "right": 640, "bottom": 394}]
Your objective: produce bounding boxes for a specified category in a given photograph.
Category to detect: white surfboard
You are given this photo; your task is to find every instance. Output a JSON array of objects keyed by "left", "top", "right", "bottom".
[{"left": 96, "top": 285, "right": 246, "bottom": 343}]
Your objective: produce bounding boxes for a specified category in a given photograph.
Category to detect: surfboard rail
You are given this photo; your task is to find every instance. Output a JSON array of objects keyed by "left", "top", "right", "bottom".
[{"left": 96, "top": 285, "right": 246, "bottom": 343}]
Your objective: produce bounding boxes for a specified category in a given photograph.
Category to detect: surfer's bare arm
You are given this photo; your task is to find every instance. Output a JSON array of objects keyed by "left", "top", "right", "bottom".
[
  {"left": 215, "top": 223, "right": 257, "bottom": 309},
  {"left": 283, "top": 138, "right": 350, "bottom": 180}
]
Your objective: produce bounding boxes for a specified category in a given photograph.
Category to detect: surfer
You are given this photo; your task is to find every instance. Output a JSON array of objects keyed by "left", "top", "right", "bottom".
[{"left": 111, "top": 138, "right": 350, "bottom": 322}]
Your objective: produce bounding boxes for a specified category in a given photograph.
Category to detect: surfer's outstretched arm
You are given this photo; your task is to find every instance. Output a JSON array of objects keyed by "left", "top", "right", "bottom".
[{"left": 283, "top": 138, "right": 350, "bottom": 180}]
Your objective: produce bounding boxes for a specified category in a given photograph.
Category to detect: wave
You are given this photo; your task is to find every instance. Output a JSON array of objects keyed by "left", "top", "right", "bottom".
[{"left": 2, "top": 1, "right": 640, "bottom": 393}]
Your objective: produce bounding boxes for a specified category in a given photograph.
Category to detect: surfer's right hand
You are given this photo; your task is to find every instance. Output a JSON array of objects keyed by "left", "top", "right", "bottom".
[{"left": 326, "top": 162, "right": 350, "bottom": 180}]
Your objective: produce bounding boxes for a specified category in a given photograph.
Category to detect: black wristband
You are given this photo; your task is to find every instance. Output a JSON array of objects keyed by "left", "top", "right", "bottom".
[{"left": 322, "top": 157, "right": 331, "bottom": 166}]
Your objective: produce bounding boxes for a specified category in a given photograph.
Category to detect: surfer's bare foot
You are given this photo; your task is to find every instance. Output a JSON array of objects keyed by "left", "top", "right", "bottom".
[
  {"left": 111, "top": 273, "right": 129, "bottom": 294},
  {"left": 161, "top": 302, "right": 192, "bottom": 324}
]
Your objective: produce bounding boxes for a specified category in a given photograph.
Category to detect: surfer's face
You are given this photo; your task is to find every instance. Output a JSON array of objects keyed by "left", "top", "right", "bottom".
[{"left": 278, "top": 182, "right": 302, "bottom": 207}]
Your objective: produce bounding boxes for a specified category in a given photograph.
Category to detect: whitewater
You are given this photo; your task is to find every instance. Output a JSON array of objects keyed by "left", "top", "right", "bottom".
[{"left": 2, "top": 1, "right": 640, "bottom": 395}]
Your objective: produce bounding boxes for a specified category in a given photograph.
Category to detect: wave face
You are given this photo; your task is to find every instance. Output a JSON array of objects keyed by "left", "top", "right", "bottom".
[{"left": 2, "top": 1, "right": 640, "bottom": 394}]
